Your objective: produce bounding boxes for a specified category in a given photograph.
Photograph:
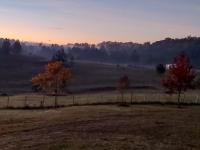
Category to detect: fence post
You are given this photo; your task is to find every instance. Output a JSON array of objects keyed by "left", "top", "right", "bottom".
[
  {"left": 24, "top": 96, "right": 28, "bottom": 108},
  {"left": 72, "top": 95, "right": 75, "bottom": 105},
  {"left": 86, "top": 94, "right": 89, "bottom": 104},
  {"left": 182, "top": 94, "right": 185, "bottom": 104},
  {"left": 196, "top": 95, "right": 199, "bottom": 104},
  {"left": 54, "top": 95, "right": 58, "bottom": 108},
  {"left": 116, "top": 94, "right": 118, "bottom": 103},
  {"left": 7, "top": 96, "right": 10, "bottom": 108},
  {"left": 40, "top": 95, "right": 45, "bottom": 108},
  {"left": 130, "top": 92, "right": 133, "bottom": 104},
  {"left": 143, "top": 95, "right": 146, "bottom": 102}
]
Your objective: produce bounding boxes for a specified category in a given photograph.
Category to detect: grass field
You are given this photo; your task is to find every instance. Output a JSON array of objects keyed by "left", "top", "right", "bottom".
[
  {"left": 0, "top": 105, "right": 199, "bottom": 150},
  {"left": 0, "top": 59, "right": 161, "bottom": 94}
]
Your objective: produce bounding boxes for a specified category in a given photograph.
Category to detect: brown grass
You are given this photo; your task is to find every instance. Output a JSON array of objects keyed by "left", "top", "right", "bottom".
[{"left": 0, "top": 105, "right": 199, "bottom": 150}]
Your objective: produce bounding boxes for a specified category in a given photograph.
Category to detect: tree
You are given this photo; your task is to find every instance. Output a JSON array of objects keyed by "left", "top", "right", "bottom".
[
  {"left": 1, "top": 39, "right": 11, "bottom": 55},
  {"left": 11, "top": 40, "right": 22, "bottom": 54},
  {"left": 163, "top": 54, "right": 196, "bottom": 107},
  {"left": 52, "top": 48, "right": 68, "bottom": 63},
  {"left": 156, "top": 64, "right": 166, "bottom": 75},
  {"left": 117, "top": 75, "right": 130, "bottom": 103},
  {"left": 32, "top": 61, "right": 72, "bottom": 107}
]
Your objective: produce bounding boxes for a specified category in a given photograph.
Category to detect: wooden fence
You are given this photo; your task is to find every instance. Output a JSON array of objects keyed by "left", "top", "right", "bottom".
[{"left": 0, "top": 92, "right": 199, "bottom": 109}]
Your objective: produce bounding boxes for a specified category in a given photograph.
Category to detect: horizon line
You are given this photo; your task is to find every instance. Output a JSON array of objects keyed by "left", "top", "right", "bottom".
[{"left": 0, "top": 35, "right": 199, "bottom": 46}]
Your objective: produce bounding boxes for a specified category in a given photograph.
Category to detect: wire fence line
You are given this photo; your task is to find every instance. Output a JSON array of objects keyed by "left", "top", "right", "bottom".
[{"left": 0, "top": 92, "right": 199, "bottom": 108}]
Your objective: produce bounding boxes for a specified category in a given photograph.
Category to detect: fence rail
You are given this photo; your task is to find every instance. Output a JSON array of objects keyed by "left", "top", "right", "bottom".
[{"left": 0, "top": 92, "right": 199, "bottom": 109}]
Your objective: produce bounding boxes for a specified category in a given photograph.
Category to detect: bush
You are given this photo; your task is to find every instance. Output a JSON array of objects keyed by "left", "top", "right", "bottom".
[{"left": 156, "top": 64, "right": 166, "bottom": 75}]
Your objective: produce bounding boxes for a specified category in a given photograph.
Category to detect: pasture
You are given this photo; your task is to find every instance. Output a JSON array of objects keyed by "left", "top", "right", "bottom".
[{"left": 0, "top": 60, "right": 161, "bottom": 94}]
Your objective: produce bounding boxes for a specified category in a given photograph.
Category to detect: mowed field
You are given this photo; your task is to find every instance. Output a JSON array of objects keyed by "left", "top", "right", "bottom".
[{"left": 0, "top": 105, "right": 199, "bottom": 150}]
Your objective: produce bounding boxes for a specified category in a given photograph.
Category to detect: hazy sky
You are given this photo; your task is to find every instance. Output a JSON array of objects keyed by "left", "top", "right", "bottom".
[{"left": 0, "top": 0, "right": 200, "bottom": 44}]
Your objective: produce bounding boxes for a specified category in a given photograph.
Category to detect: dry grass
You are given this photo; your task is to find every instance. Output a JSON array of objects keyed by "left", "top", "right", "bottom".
[{"left": 0, "top": 105, "right": 199, "bottom": 150}]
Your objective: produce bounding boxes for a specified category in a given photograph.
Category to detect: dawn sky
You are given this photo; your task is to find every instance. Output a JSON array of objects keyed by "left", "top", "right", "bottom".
[{"left": 0, "top": 0, "right": 200, "bottom": 44}]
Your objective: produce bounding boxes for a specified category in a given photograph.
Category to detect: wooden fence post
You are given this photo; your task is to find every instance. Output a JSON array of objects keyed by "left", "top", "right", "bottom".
[
  {"left": 143, "top": 95, "right": 146, "bottom": 102},
  {"left": 24, "top": 96, "right": 28, "bottom": 108},
  {"left": 196, "top": 95, "right": 199, "bottom": 104},
  {"left": 40, "top": 95, "right": 45, "bottom": 108},
  {"left": 86, "top": 94, "right": 89, "bottom": 104},
  {"left": 158, "top": 94, "right": 160, "bottom": 102},
  {"left": 131, "top": 92, "right": 133, "bottom": 104},
  {"left": 116, "top": 94, "right": 118, "bottom": 103},
  {"left": 54, "top": 95, "right": 58, "bottom": 108},
  {"left": 72, "top": 95, "right": 75, "bottom": 105},
  {"left": 7, "top": 96, "right": 10, "bottom": 108}
]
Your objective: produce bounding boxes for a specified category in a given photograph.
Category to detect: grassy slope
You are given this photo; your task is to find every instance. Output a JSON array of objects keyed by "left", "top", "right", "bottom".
[
  {"left": 0, "top": 56, "right": 161, "bottom": 94},
  {"left": 71, "top": 62, "right": 160, "bottom": 91},
  {"left": 0, "top": 105, "right": 199, "bottom": 150}
]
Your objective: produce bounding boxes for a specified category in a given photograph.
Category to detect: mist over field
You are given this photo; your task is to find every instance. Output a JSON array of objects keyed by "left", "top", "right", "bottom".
[{"left": 2, "top": 36, "right": 200, "bottom": 65}]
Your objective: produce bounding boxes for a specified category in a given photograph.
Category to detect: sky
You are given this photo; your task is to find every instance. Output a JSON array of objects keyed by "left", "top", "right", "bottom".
[{"left": 0, "top": 0, "right": 200, "bottom": 44}]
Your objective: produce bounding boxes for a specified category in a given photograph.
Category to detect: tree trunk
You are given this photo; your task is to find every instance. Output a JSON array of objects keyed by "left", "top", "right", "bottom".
[
  {"left": 55, "top": 89, "right": 58, "bottom": 108},
  {"left": 177, "top": 91, "right": 181, "bottom": 108},
  {"left": 55, "top": 95, "right": 58, "bottom": 108},
  {"left": 41, "top": 95, "right": 45, "bottom": 108}
]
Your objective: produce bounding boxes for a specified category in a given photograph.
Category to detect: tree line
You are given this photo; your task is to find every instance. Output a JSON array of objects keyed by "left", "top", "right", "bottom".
[
  {"left": 1, "top": 36, "right": 200, "bottom": 67},
  {"left": 0, "top": 38, "right": 22, "bottom": 55}
]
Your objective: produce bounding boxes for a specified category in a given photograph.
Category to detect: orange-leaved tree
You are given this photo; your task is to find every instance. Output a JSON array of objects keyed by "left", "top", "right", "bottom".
[
  {"left": 163, "top": 54, "right": 195, "bottom": 107},
  {"left": 32, "top": 61, "right": 72, "bottom": 107},
  {"left": 117, "top": 75, "right": 130, "bottom": 103}
]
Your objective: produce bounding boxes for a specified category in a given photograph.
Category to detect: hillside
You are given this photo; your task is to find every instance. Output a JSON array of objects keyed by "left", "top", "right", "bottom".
[{"left": 0, "top": 56, "right": 161, "bottom": 94}]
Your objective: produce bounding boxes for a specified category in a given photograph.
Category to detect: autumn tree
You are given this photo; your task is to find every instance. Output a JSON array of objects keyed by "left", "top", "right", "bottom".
[
  {"left": 32, "top": 61, "right": 72, "bottom": 107},
  {"left": 117, "top": 75, "right": 130, "bottom": 103},
  {"left": 163, "top": 54, "right": 196, "bottom": 107}
]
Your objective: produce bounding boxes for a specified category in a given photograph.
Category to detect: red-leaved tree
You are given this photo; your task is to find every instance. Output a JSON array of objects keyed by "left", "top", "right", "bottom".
[{"left": 163, "top": 54, "right": 196, "bottom": 107}]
